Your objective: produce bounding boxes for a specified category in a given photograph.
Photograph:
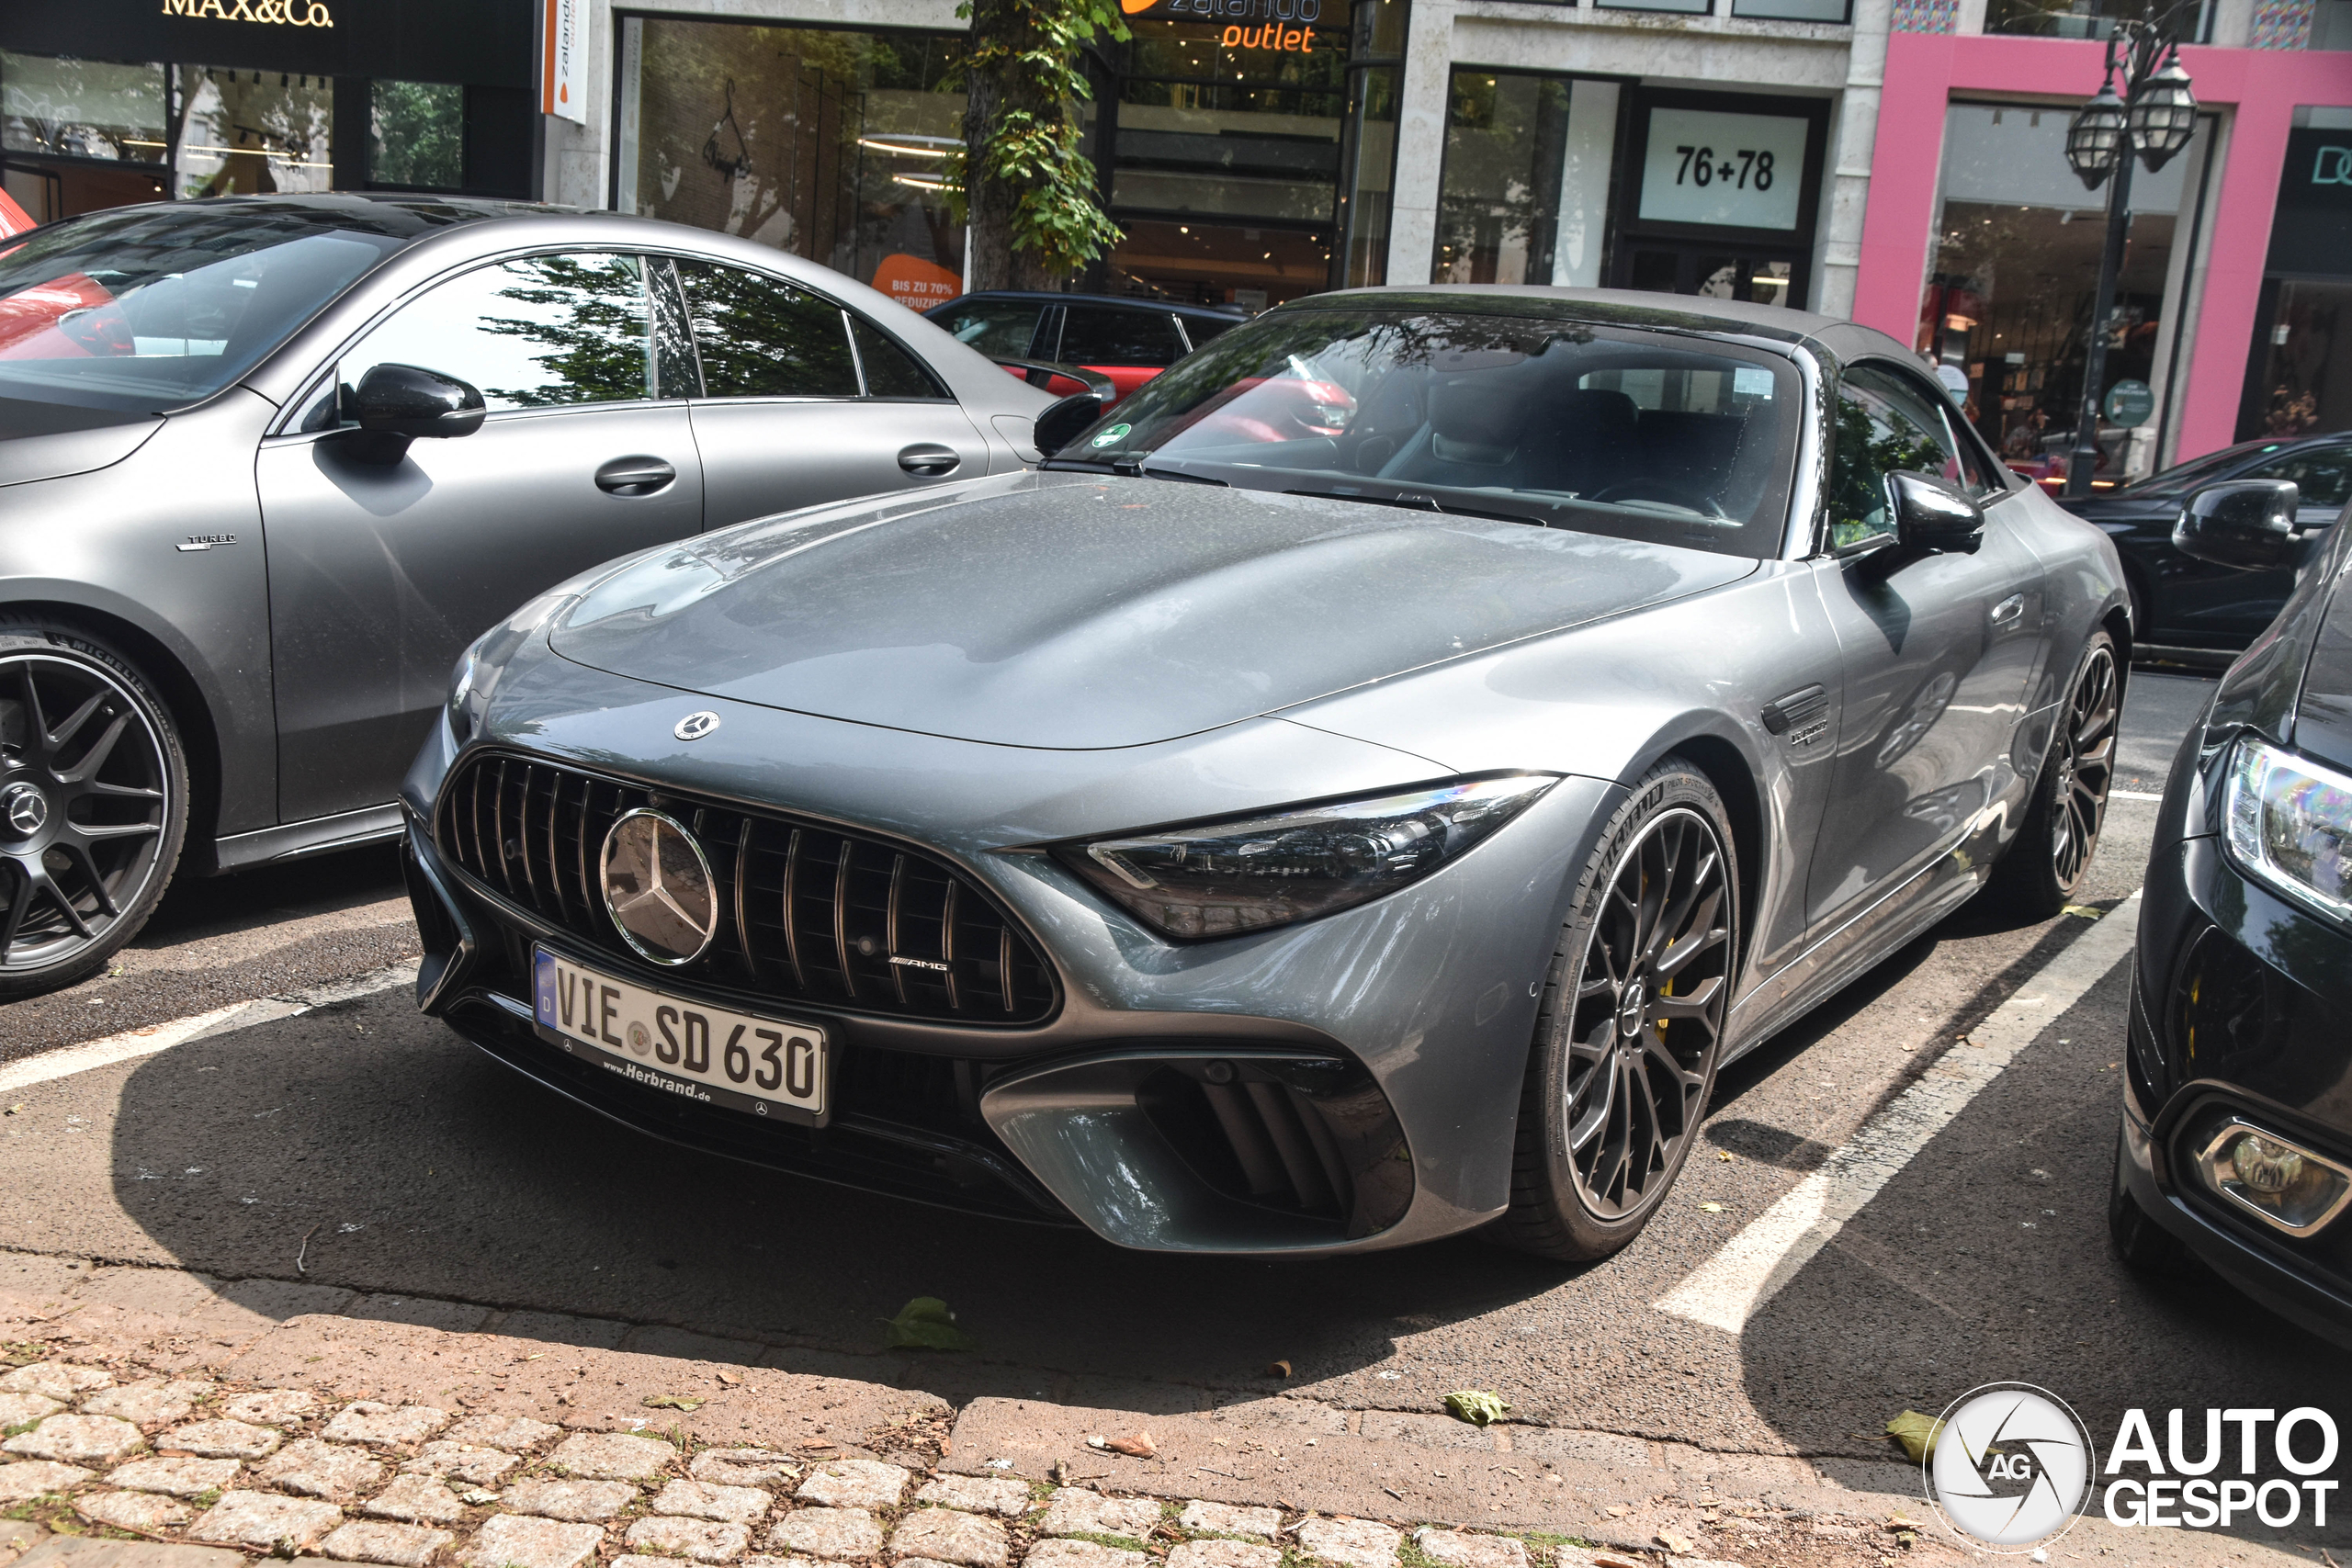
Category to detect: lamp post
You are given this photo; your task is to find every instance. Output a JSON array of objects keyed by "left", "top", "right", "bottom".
[{"left": 2062, "top": 19, "right": 2197, "bottom": 499}]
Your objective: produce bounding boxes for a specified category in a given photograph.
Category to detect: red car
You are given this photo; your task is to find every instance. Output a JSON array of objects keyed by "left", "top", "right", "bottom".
[{"left": 927, "top": 292, "right": 1244, "bottom": 408}]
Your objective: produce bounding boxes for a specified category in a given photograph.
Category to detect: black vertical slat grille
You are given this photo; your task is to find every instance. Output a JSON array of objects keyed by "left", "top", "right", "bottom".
[{"left": 436, "top": 751, "right": 1057, "bottom": 1025}]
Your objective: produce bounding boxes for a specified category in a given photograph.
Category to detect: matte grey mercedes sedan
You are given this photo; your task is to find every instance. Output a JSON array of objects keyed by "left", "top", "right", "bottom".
[
  {"left": 0, "top": 195, "right": 1049, "bottom": 997},
  {"left": 401, "top": 288, "right": 2130, "bottom": 1258}
]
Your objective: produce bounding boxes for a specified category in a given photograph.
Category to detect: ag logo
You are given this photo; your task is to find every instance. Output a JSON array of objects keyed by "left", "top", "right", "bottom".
[{"left": 1925, "top": 1383, "right": 2096, "bottom": 1551}]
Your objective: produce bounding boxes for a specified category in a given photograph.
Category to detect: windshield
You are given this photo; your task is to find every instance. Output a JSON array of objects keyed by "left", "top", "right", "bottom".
[
  {"left": 0, "top": 203, "right": 406, "bottom": 412},
  {"left": 1052, "top": 308, "right": 1803, "bottom": 558}
]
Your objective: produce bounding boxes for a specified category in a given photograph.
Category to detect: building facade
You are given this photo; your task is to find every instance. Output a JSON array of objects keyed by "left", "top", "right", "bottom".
[{"left": 5, "top": 0, "right": 2347, "bottom": 468}]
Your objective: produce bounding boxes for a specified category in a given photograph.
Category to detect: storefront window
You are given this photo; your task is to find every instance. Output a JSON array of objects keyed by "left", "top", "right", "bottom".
[
  {"left": 615, "top": 17, "right": 966, "bottom": 311},
  {"left": 2238, "top": 111, "right": 2352, "bottom": 441},
  {"left": 1, "top": 52, "right": 166, "bottom": 164},
  {"left": 1923, "top": 100, "right": 2211, "bottom": 485},
  {"left": 1433, "top": 72, "right": 1571, "bottom": 285},
  {"left": 1983, "top": 0, "right": 2212, "bottom": 43},
  {"left": 371, "top": 81, "right": 463, "bottom": 191},
  {"left": 1105, "top": 10, "right": 1353, "bottom": 306},
  {"left": 174, "top": 67, "right": 334, "bottom": 198}
]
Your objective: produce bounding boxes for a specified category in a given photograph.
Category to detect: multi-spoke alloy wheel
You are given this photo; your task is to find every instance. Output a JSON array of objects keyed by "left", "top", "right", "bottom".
[
  {"left": 0, "top": 630, "right": 187, "bottom": 997},
  {"left": 1989, "top": 632, "right": 2120, "bottom": 919},
  {"left": 1496, "top": 759, "right": 1740, "bottom": 1261},
  {"left": 2049, "top": 643, "right": 2118, "bottom": 887}
]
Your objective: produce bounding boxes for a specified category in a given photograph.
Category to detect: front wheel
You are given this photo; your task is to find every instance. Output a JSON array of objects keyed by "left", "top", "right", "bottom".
[
  {"left": 0, "top": 622, "right": 188, "bottom": 999},
  {"left": 1987, "top": 632, "right": 2119, "bottom": 919},
  {"left": 1491, "top": 759, "right": 1741, "bottom": 1262}
]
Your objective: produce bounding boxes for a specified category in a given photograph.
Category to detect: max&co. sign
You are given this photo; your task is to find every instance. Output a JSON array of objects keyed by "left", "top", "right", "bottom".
[{"left": 160, "top": 0, "right": 335, "bottom": 21}]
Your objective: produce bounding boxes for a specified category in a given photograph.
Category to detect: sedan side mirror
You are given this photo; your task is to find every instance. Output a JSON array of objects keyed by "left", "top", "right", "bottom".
[
  {"left": 335, "top": 363, "right": 486, "bottom": 463},
  {"left": 1890, "top": 470, "right": 1984, "bottom": 555},
  {"left": 2175, "top": 479, "right": 2301, "bottom": 571},
  {"left": 1033, "top": 390, "right": 1110, "bottom": 458}
]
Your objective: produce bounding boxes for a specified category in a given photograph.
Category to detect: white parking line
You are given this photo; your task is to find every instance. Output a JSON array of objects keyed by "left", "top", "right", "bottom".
[
  {"left": 2112, "top": 789, "right": 2165, "bottom": 801},
  {"left": 1654, "top": 892, "right": 2143, "bottom": 1335},
  {"left": 0, "top": 961, "right": 420, "bottom": 1096}
]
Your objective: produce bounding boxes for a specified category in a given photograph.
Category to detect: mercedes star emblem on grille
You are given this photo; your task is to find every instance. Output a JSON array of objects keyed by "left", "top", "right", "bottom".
[
  {"left": 599, "top": 808, "right": 719, "bottom": 965},
  {"left": 674, "top": 710, "right": 721, "bottom": 741}
]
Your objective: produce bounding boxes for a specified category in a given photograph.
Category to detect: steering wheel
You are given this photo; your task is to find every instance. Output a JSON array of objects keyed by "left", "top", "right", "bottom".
[{"left": 1589, "top": 478, "right": 1730, "bottom": 520}]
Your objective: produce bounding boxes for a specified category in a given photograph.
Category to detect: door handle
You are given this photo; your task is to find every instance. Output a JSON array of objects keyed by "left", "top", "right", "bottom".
[
  {"left": 595, "top": 456, "right": 676, "bottom": 496},
  {"left": 1990, "top": 592, "right": 2025, "bottom": 626},
  {"left": 898, "top": 443, "right": 961, "bottom": 477}
]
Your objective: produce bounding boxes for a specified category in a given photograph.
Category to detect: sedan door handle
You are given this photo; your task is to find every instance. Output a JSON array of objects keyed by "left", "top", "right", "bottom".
[
  {"left": 595, "top": 456, "right": 676, "bottom": 496},
  {"left": 898, "top": 443, "right": 961, "bottom": 477},
  {"left": 1989, "top": 592, "right": 2026, "bottom": 626}
]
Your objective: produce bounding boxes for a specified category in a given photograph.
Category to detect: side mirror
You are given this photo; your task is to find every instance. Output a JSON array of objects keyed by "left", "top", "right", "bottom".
[
  {"left": 1890, "top": 470, "right": 1984, "bottom": 555},
  {"left": 1032, "top": 390, "right": 1109, "bottom": 458},
  {"left": 2175, "top": 479, "right": 2301, "bottom": 571},
  {"left": 336, "top": 363, "right": 486, "bottom": 462}
]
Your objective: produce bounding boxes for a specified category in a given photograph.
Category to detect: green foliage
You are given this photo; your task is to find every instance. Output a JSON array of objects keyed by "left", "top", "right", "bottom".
[
  {"left": 370, "top": 80, "right": 463, "bottom": 190},
  {"left": 956, "top": 0, "right": 1129, "bottom": 277},
  {"left": 1443, "top": 1390, "right": 1510, "bottom": 1427}
]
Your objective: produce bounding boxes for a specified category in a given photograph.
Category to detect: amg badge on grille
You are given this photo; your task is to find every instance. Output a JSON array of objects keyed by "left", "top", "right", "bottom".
[{"left": 600, "top": 808, "right": 719, "bottom": 964}]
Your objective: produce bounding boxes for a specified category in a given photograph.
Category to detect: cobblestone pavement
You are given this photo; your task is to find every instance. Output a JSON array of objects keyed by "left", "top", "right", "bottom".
[{"left": 0, "top": 1282, "right": 1984, "bottom": 1568}]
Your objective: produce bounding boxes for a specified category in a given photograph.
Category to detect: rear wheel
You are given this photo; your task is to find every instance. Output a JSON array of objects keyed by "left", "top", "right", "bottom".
[
  {"left": 1491, "top": 760, "right": 1739, "bottom": 1261},
  {"left": 1988, "top": 633, "right": 2118, "bottom": 919},
  {"left": 0, "top": 621, "right": 187, "bottom": 999}
]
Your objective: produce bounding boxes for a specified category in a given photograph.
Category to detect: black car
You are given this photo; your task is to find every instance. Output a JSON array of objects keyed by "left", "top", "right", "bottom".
[
  {"left": 2062, "top": 433, "right": 2351, "bottom": 652},
  {"left": 2112, "top": 476, "right": 2352, "bottom": 1346},
  {"left": 926, "top": 292, "right": 1244, "bottom": 407}
]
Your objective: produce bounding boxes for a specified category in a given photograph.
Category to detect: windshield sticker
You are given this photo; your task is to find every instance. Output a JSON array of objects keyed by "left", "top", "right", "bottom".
[
  {"left": 1735, "top": 367, "right": 1775, "bottom": 399},
  {"left": 1091, "top": 423, "right": 1132, "bottom": 448}
]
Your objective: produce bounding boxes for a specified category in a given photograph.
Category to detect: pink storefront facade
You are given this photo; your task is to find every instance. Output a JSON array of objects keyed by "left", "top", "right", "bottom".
[{"left": 1851, "top": 29, "right": 2352, "bottom": 472}]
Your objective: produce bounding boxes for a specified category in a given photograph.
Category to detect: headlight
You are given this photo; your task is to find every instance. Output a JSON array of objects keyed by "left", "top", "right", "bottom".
[
  {"left": 1055, "top": 774, "right": 1558, "bottom": 940},
  {"left": 2222, "top": 737, "right": 2352, "bottom": 923},
  {"left": 447, "top": 592, "right": 574, "bottom": 744}
]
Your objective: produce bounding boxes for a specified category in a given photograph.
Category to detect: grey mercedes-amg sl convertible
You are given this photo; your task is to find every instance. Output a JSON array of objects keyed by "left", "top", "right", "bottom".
[{"left": 401, "top": 288, "right": 2131, "bottom": 1259}]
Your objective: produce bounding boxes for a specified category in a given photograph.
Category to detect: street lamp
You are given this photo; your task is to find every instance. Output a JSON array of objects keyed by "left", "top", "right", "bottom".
[{"left": 2062, "top": 21, "right": 2197, "bottom": 499}]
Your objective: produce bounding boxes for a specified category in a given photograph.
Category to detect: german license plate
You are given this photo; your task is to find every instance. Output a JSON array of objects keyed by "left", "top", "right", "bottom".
[{"left": 532, "top": 947, "right": 827, "bottom": 1123}]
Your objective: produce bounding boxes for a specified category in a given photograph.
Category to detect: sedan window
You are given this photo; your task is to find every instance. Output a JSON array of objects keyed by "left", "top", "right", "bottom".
[
  {"left": 2246, "top": 446, "right": 2352, "bottom": 511},
  {"left": 1060, "top": 304, "right": 1186, "bottom": 367},
  {"left": 340, "top": 252, "right": 654, "bottom": 411},
  {"left": 673, "top": 260, "right": 859, "bottom": 399},
  {"left": 848, "top": 315, "right": 947, "bottom": 399}
]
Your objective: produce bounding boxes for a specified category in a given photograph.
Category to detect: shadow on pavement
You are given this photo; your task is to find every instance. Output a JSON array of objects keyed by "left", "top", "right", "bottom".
[
  {"left": 102, "top": 999, "right": 1587, "bottom": 1405},
  {"left": 1738, "top": 965, "right": 2352, "bottom": 1553}
]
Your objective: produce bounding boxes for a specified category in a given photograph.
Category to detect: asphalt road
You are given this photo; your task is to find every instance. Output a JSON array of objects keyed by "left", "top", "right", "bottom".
[{"left": 8, "top": 667, "right": 2338, "bottom": 1553}]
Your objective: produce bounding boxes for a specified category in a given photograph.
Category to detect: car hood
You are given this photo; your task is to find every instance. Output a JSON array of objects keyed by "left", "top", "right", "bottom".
[
  {"left": 0, "top": 397, "right": 164, "bottom": 489},
  {"left": 548, "top": 470, "right": 1758, "bottom": 750}
]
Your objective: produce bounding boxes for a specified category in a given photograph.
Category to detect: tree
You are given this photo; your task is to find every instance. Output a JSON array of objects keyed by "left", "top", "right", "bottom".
[{"left": 953, "top": 0, "right": 1127, "bottom": 290}]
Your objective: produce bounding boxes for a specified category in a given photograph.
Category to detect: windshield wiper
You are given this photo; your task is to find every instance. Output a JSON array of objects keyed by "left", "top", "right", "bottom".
[
  {"left": 1282, "top": 486, "right": 1534, "bottom": 525},
  {"left": 1138, "top": 465, "right": 1227, "bottom": 486}
]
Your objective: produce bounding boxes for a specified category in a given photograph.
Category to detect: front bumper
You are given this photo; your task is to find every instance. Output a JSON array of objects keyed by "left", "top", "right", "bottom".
[
  {"left": 2121, "top": 826, "right": 2352, "bottom": 1348},
  {"left": 400, "top": 661, "right": 1619, "bottom": 1255}
]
